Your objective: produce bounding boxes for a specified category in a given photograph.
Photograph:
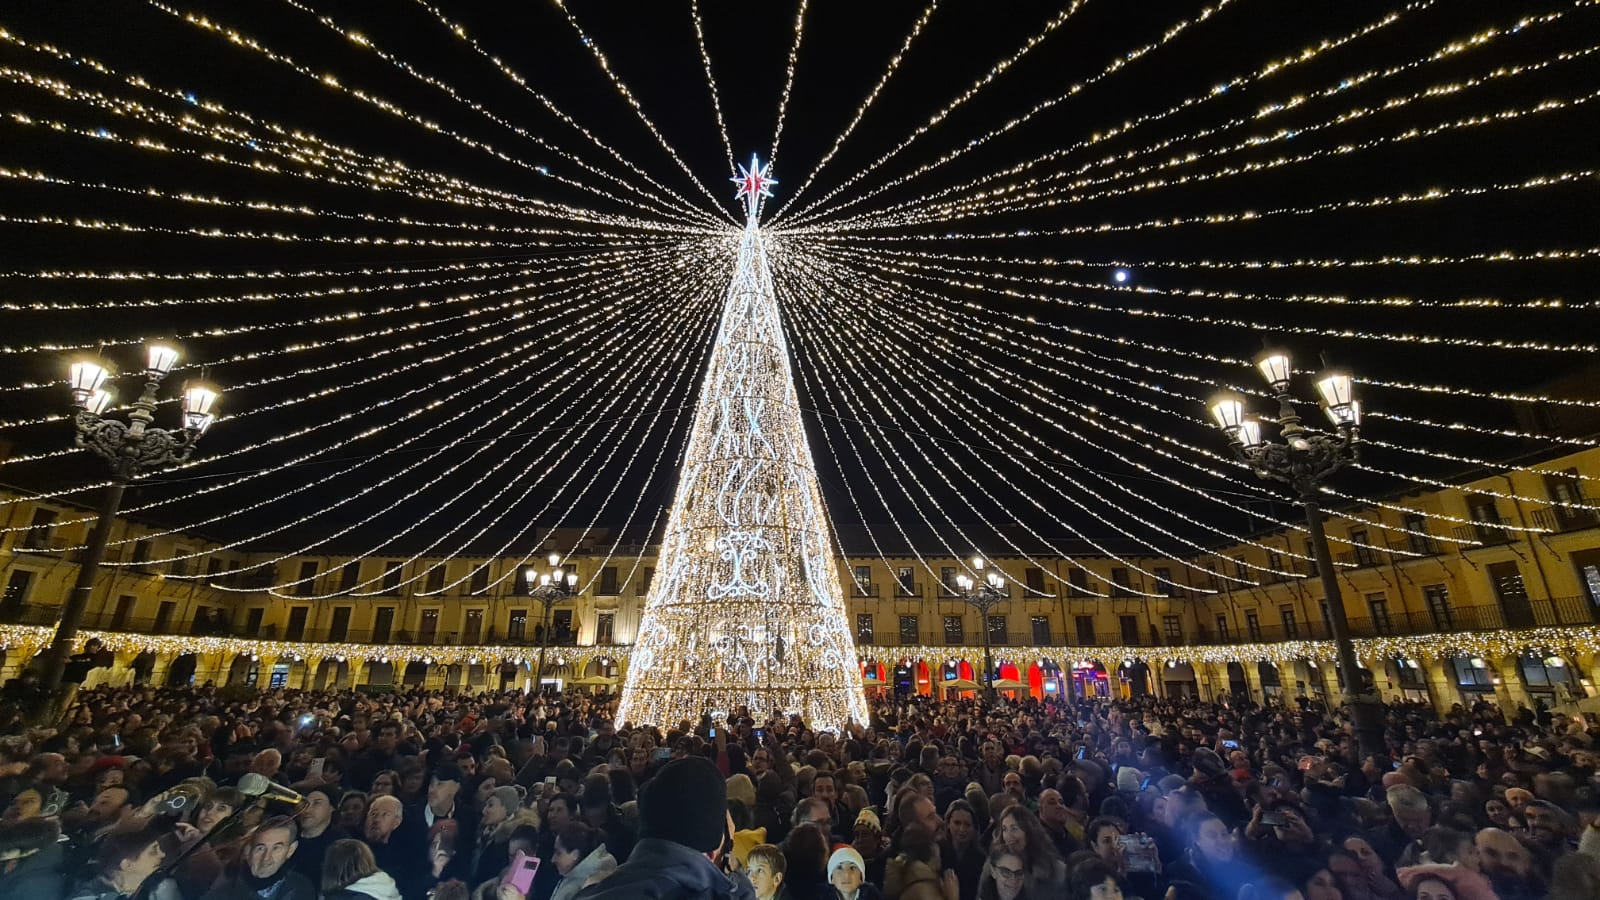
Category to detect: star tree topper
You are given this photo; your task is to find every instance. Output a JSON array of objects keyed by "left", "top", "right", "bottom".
[{"left": 732, "top": 153, "right": 777, "bottom": 220}]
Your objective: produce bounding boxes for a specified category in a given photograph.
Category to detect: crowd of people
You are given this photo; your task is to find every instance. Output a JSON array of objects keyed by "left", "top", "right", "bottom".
[{"left": 0, "top": 676, "right": 1597, "bottom": 900}]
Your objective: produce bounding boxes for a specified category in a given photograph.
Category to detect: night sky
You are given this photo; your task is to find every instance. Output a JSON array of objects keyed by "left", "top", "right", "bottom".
[{"left": 0, "top": 0, "right": 1596, "bottom": 563}]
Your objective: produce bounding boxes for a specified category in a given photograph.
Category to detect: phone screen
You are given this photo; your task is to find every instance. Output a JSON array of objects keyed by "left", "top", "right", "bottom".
[
  {"left": 307, "top": 758, "right": 325, "bottom": 780},
  {"left": 709, "top": 728, "right": 716, "bottom": 738},
  {"left": 544, "top": 776, "right": 557, "bottom": 785}
]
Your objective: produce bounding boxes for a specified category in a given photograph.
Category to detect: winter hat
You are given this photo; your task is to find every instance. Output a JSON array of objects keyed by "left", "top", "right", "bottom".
[
  {"left": 489, "top": 786, "right": 522, "bottom": 815},
  {"left": 854, "top": 809, "right": 881, "bottom": 833},
  {"left": 639, "top": 757, "right": 728, "bottom": 853},
  {"left": 732, "top": 827, "right": 767, "bottom": 867},
  {"left": 827, "top": 846, "right": 866, "bottom": 881},
  {"left": 1191, "top": 748, "right": 1227, "bottom": 779},
  {"left": 1116, "top": 767, "right": 1144, "bottom": 793}
]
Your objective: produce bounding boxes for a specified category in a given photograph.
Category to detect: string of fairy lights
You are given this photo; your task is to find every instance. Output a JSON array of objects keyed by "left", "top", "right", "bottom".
[{"left": 1, "top": 0, "right": 1596, "bottom": 707}]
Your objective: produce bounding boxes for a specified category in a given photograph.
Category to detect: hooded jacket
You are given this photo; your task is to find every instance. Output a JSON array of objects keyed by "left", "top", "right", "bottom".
[
  {"left": 574, "top": 838, "right": 734, "bottom": 900},
  {"left": 0, "top": 835, "right": 65, "bottom": 900},
  {"left": 325, "top": 871, "right": 404, "bottom": 900},
  {"left": 550, "top": 843, "right": 619, "bottom": 900}
]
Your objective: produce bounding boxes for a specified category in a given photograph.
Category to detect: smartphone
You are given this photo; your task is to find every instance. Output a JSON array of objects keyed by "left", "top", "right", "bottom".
[
  {"left": 754, "top": 729, "right": 764, "bottom": 739},
  {"left": 709, "top": 728, "right": 716, "bottom": 738},
  {"left": 544, "top": 776, "right": 557, "bottom": 785},
  {"left": 1076, "top": 746, "right": 1088, "bottom": 760},
  {"left": 653, "top": 747, "right": 672, "bottom": 762},
  {"left": 307, "top": 757, "right": 326, "bottom": 780},
  {"left": 1118, "top": 834, "right": 1157, "bottom": 873},
  {"left": 1220, "top": 740, "right": 1240, "bottom": 750},
  {"left": 1259, "top": 812, "right": 1286, "bottom": 827},
  {"left": 503, "top": 850, "right": 540, "bottom": 894}
]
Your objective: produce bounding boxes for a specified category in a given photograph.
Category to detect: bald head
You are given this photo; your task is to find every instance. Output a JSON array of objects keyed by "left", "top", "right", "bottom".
[{"left": 1475, "top": 827, "right": 1530, "bottom": 877}]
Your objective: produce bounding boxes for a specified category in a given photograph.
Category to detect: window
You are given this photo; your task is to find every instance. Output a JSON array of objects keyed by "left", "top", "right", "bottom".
[
  {"left": 468, "top": 565, "right": 490, "bottom": 595},
  {"left": 1404, "top": 513, "right": 1435, "bottom": 553},
  {"left": 419, "top": 610, "right": 439, "bottom": 643},
  {"left": 110, "top": 595, "right": 135, "bottom": 629},
  {"left": 329, "top": 607, "right": 351, "bottom": 642},
  {"left": 1153, "top": 567, "right": 1174, "bottom": 596},
  {"left": 1068, "top": 568, "right": 1090, "bottom": 597},
  {"left": 132, "top": 540, "right": 151, "bottom": 566},
  {"left": 464, "top": 609, "right": 483, "bottom": 643},
  {"left": 1245, "top": 611, "right": 1261, "bottom": 641},
  {"left": 1, "top": 570, "right": 33, "bottom": 618},
  {"left": 1215, "top": 614, "right": 1231, "bottom": 641},
  {"left": 295, "top": 561, "right": 318, "bottom": 597},
  {"left": 424, "top": 565, "right": 446, "bottom": 594},
  {"left": 245, "top": 608, "right": 265, "bottom": 634},
  {"left": 381, "top": 562, "right": 403, "bottom": 595},
  {"left": 1031, "top": 615, "right": 1051, "bottom": 645},
  {"left": 340, "top": 562, "right": 360, "bottom": 592},
  {"left": 1233, "top": 557, "right": 1248, "bottom": 580},
  {"left": 169, "top": 549, "right": 193, "bottom": 577},
  {"left": 640, "top": 567, "right": 655, "bottom": 595},
  {"left": 1303, "top": 541, "right": 1318, "bottom": 577},
  {"left": 856, "top": 613, "right": 874, "bottom": 645},
  {"left": 1026, "top": 567, "right": 1048, "bottom": 595},
  {"left": 1280, "top": 606, "right": 1299, "bottom": 639},
  {"left": 1470, "top": 496, "right": 1506, "bottom": 542},
  {"left": 1423, "top": 584, "right": 1453, "bottom": 630},
  {"left": 21, "top": 508, "right": 56, "bottom": 550},
  {"left": 853, "top": 566, "right": 873, "bottom": 595},
  {"left": 1266, "top": 551, "right": 1283, "bottom": 573},
  {"left": 1075, "top": 615, "right": 1095, "bottom": 645},
  {"left": 895, "top": 567, "right": 917, "bottom": 596},
  {"left": 1119, "top": 615, "right": 1140, "bottom": 645},
  {"left": 1544, "top": 469, "right": 1593, "bottom": 528},
  {"left": 286, "top": 607, "right": 308, "bottom": 641},
  {"left": 1367, "top": 594, "right": 1392, "bottom": 632},
  {"left": 154, "top": 601, "right": 176, "bottom": 632},
  {"left": 373, "top": 607, "right": 395, "bottom": 643},
  {"left": 1488, "top": 561, "right": 1532, "bottom": 628},
  {"left": 1452, "top": 656, "right": 1494, "bottom": 688},
  {"left": 507, "top": 610, "right": 527, "bottom": 641},
  {"left": 898, "top": 615, "right": 919, "bottom": 644},
  {"left": 1112, "top": 568, "right": 1132, "bottom": 597},
  {"left": 598, "top": 566, "right": 619, "bottom": 595},
  {"left": 940, "top": 567, "right": 958, "bottom": 595},
  {"left": 987, "top": 615, "right": 1006, "bottom": 645},
  {"left": 1349, "top": 529, "right": 1374, "bottom": 566},
  {"left": 943, "top": 615, "right": 965, "bottom": 645},
  {"left": 1162, "top": 615, "right": 1182, "bottom": 643},
  {"left": 206, "top": 558, "right": 223, "bottom": 576},
  {"left": 596, "top": 613, "right": 614, "bottom": 645}
]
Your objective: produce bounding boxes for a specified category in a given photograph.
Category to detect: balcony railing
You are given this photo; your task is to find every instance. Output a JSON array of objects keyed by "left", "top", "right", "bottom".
[
  {"left": 1453, "top": 516, "right": 1514, "bottom": 546},
  {"left": 1531, "top": 505, "right": 1599, "bottom": 533},
  {"left": 6, "top": 595, "right": 1596, "bottom": 653},
  {"left": 893, "top": 581, "right": 922, "bottom": 598},
  {"left": 851, "top": 582, "right": 879, "bottom": 598}
]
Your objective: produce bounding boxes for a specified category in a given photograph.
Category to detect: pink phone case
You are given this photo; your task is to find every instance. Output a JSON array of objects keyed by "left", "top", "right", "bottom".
[{"left": 504, "top": 850, "right": 540, "bottom": 893}]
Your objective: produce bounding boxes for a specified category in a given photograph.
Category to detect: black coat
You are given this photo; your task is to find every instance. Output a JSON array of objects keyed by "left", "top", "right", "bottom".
[
  {"left": 200, "top": 870, "right": 318, "bottom": 900},
  {"left": 574, "top": 838, "right": 736, "bottom": 900}
]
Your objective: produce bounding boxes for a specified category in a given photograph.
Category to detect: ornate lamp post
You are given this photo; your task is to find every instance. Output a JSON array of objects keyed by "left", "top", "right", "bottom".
[
  {"left": 955, "top": 556, "right": 1007, "bottom": 699},
  {"left": 38, "top": 344, "right": 219, "bottom": 697},
  {"left": 526, "top": 552, "right": 578, "bottom": 694},
  {"left": 1208, "top": 349, "right": 1383, "bottom": 759}
]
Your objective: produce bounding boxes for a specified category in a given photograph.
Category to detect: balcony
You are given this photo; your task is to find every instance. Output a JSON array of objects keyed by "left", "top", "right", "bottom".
[
  {"left": 850, "top": 582, "right": 879, "bottom": 598},
  {"left": 893, "top": 581, "right": 922, "bottom": 598},
  {"left": 1531, "top": 504, "right": 1598, "bottom": 533},
  {"left": 1388, "top": 535, "right": 1439, "bottom": 556},
  {"left": 1453, "top": 516, "right": 1514, "bottom": 546}
]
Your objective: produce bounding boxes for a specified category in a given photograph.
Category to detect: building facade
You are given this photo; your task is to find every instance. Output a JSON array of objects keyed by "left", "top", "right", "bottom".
[{"left": 1, "top": 447, "right": 1597, "bottom": 716}]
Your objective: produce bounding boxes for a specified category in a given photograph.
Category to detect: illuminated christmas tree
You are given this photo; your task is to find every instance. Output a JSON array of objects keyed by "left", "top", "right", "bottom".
[{"left": 617, "top": 157, "right": 869, "bottom": 730}]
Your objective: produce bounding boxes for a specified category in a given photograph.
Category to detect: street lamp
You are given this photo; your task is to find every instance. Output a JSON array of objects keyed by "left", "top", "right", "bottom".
[
  {"left": 955, "top": 556, "right": 1007, "bottom": 699},
  {"left": 526, "top": 552, "right": 578, "bottom": 694},
  {"left": 38, "top": 343, "right": 219, "bottom": 702},
  {"left": 1207, "top": 347, "right": 1382, "bottom": 759}
]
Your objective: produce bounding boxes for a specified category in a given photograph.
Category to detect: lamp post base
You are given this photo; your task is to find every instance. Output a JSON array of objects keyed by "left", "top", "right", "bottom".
[{"left": 1347, "top": 694, "right": 1388, "bottom": 763}]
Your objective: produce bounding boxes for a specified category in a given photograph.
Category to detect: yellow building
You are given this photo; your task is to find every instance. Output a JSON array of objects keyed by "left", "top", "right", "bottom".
[{"left": 2, "top": 445, "right": 1597, "bottom": 715}]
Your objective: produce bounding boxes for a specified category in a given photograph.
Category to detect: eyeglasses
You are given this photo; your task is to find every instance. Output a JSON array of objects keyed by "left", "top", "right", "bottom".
[{"left": 994, "top": 866, "right": 1025, "bottom": 880}]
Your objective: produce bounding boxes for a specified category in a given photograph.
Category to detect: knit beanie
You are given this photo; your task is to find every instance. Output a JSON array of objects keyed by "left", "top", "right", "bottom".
[
  {"left": 827, "top": 847, "right": 866, "bottom": 881},
  {"left": 490, "top": 786, "right": 522, "bottom": 816},
  {"left": 1116, "top": 767, "right": 1144, "bottom": 793},
  {"left": 639, "top": 757, "right": 728, "bottom": 853}
]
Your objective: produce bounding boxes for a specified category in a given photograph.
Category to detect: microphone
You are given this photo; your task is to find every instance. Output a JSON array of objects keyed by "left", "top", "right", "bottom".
[{"left": 237, "top": 773, "right": 306, "bottom": 807}]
